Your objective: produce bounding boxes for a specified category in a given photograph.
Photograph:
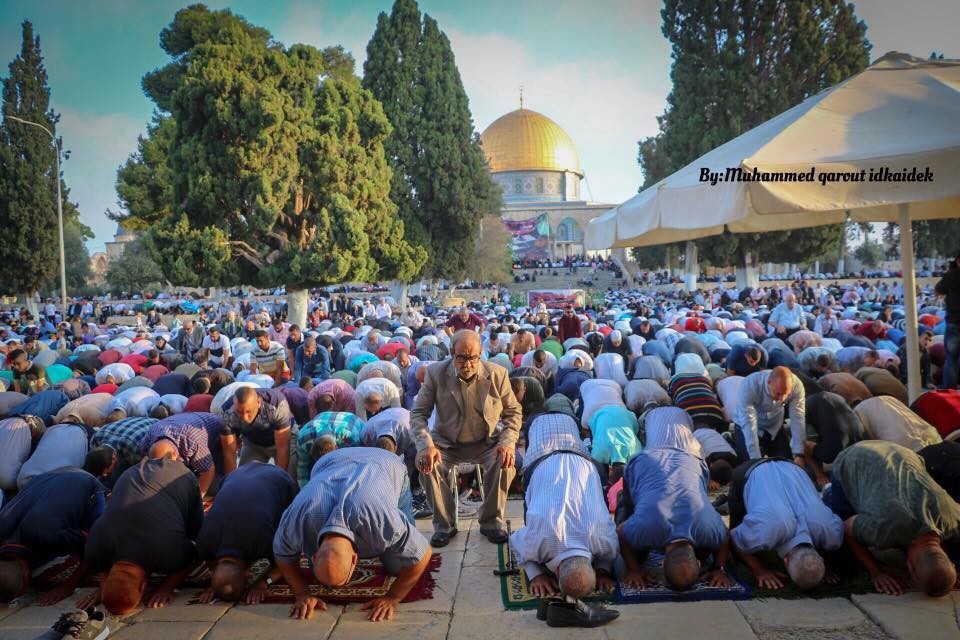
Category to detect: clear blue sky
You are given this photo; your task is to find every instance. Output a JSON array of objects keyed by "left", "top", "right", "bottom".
[{"left": 0, "top": 0, "right": 956, "bottom": 252}]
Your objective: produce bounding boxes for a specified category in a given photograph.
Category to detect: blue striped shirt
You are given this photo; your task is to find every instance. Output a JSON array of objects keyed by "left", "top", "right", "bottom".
[{"left": 273, "top": 448, "right": 428, "bottom": 566}]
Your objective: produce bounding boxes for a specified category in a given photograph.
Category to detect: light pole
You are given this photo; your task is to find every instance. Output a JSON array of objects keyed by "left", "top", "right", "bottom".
[{"left": 6, "top": 115, "right": 68, "bottom": 319}]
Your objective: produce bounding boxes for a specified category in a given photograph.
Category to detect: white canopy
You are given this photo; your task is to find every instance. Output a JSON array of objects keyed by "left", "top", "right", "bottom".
[
  {"left": 586, "top": 52, "right": 960, "bottom": 402},
  {"left": 587, "top": 52, "right": 959, "bottom": 250}
]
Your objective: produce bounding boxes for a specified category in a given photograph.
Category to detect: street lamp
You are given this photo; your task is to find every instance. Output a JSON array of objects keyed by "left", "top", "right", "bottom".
[{"left": 6, "top": 115, "right": 68, "bottom": 319}]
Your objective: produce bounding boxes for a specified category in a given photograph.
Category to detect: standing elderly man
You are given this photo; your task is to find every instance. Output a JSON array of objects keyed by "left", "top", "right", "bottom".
[
  {"left": 412, "top": 330, "right": 522, "bottom": 547},
  {"left": 767, "top": 293, "right": 806, "bottom": 339},
  {"left": 733, "top": 367, "right": 806, "bottom": 463}
]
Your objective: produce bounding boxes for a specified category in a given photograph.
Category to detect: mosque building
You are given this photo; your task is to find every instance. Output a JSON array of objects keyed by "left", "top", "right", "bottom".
[{"left": 479, "top": 101, "right": 612, "bottom": 261}]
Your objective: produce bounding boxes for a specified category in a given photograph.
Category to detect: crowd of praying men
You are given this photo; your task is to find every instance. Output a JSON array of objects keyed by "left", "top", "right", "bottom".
[{"left": 0, "top": 279, "right": 959, "bottom": 626}]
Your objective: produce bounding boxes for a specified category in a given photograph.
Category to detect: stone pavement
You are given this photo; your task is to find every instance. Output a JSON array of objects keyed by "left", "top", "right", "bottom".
[{"left": 2, "top": 499, "right": 959, "bottom": 640}]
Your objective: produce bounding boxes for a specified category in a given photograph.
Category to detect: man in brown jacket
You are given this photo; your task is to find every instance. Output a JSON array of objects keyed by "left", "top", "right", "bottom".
[{"left": 412, "top": 331, "right": 522, "bottom": 547}]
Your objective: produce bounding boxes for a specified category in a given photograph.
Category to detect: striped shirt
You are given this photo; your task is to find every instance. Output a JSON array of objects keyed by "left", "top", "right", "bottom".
[
  {"left": 141, "top": 412, "right": 223, "bottom": 474},
  {"left": 511, "top": 438, "right": 618, "bottom": 580},
  {"left": 361, "top": 408, "right": 415, "bottom": 454},
  {"left": 252, "top": 341, "right": 288, "bottom": 377},
  {"left": 296, "top": 412, "right": 365, "bottom": 487},
  {"left": 643, "top": 407, "right": 703, "bottom": 456},
  {"left": 91, "top": 417, "right": 157, "bottom": 466},
  {"left": 525, "top": 412, "right": 586, "bottom": 468},
  {"left": 273, "top": 447, "right": 428, "bottom": 566},
  {"left": 668, "top": 373, "right": 726, "bottom": 429}
]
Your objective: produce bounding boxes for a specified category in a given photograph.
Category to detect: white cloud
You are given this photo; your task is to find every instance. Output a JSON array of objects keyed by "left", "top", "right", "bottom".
[
  {"left": 56, "top": 106, "right": 147, "bottom": 251},
  {"left": 444, "top": 27, "right": 670, "bottom": 204}
]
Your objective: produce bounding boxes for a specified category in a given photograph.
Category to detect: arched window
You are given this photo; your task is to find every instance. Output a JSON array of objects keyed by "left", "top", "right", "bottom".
[{"left": 557, "top": 218, "right": 579, "bottom": 242}]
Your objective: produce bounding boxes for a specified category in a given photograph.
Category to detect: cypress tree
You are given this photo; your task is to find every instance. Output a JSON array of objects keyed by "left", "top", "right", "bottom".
[
  {"left": 0, "top": 21, "right": 60, "bottom": 299},
  {"left": 638, "top": 0, "right": 871, "bottom": 270},
  {"left": 364, "top": 0, "right": 501, "bottom": 283}
]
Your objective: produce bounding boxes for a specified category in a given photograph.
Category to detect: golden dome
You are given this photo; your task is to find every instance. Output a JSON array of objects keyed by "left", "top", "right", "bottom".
[{"left": 480, "top": 108, "right": 582, "bottom": 175}]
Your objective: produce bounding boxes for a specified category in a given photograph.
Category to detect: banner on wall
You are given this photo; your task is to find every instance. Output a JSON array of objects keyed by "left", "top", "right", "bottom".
[
  {"left": 527, "top": 289, "right": 585, "bottom": 309},
  {"left": 502, "top": 213, "right": 551, "bottom": 261}
]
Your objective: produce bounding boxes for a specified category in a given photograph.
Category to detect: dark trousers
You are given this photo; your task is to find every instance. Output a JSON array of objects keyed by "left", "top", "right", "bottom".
[
  {"left": 732, "top": 425, "right": 792, "bottom": 462},
  {"left": 942, "top": 322, "right": 960, "bottom": 389}
]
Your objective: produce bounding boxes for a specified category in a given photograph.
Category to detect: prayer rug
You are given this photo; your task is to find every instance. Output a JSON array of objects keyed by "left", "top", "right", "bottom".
[
  {"left": 497, "top": 544, "right": 615, "bottom": 610},
  {"left": 497, "top": 546, "right": 750, "bottom": 609},
  {"left": 615, "top": 552, "right": 751, "bottom": 604},
  {"left": 187, "top": 555, "right": 443, "bottom": 605},
  {"left": 729, "top": 553, "right": 880, "bottom": 600}
]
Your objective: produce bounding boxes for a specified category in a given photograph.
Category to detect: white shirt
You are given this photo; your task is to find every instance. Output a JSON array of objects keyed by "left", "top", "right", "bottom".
[
  {"left": 731, "top": 461, "right": 843, "bottom": 558},
  {"left": 109, "top": 387, "right": 161, "bottom": 417},
  {"left": 375, "top": 303, "right": 393, "bottom": 319},
  {"left": 511, "top": 419, "right": 618, "bottom": 580}
]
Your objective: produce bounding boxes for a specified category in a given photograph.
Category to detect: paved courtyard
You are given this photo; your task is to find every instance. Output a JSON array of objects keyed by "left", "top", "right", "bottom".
[{"left": 2, "top": 501, "right": 959, "bottom": 640}]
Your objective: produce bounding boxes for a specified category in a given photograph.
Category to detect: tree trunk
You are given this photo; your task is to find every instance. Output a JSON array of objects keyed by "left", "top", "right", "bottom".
[
  {"left": 683, "top": 241, "right": 699, "bottom": 292},
  {"left": 735, "top": 251, "right": 759, "bottom": 290},
  {"left": 286, "top": 286, "right": 309, "bottom": 329},
  {"left": 19, "top": 291, "right": 39, "bottom": 320},
  {"left": 390, "top": 281, "right": 409, "bottom": 312},
  {"left": 837, "top": 230, "right": 846, "bottom": 274},
  {"left": 664, "top": 245, "right": 672, "bottom": 277}
]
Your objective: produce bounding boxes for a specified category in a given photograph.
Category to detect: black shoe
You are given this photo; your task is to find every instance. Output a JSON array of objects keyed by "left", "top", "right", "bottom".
[
  {"left": 545, "top": 600, "right": 620, "bottom": 628},
  {"left": 536, "top": 597, "right": 562, "bottom": 621},
  {"left": 430, "top": 528, "right": 458, "bottom": 548},
  {"left": 481, "top": 528, "right": 509, "bottom": 544}
]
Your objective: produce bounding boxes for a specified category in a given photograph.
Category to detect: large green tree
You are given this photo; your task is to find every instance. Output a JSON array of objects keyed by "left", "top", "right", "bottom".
[
  {"left": 363, "top": 0, "right": 501, "bottom": 283},
  {"left": 112, "top": 5, "right": 424, "bottom": 324},
  {"left": 105, "top": 239, "right": 165, "bottom": 294},
  {"left": 637, "top": 0, "right": 870, "bottom": 274},
  {"left": 0, "top": 21, "right": 61, "bottom": 301}
]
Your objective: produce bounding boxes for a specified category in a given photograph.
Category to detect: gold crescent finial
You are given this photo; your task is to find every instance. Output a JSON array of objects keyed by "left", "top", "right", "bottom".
[{"left": 519, "top": 84, "right": 524, "bottom": 110}]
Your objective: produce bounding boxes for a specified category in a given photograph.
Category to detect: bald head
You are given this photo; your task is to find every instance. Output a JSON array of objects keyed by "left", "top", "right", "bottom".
[
  {"left": 313, "top": 535, "right": 357, "bottom": 587},
  {"left": 148, "top": 438, "right": 180, "bottom": 461},
  {"left": 451, "top": 329, "right": 481, "bottom": 352},
  {"left": 909, "top": 542, "right": 957, "bottom": 597},
  {"left": 663, "top": 542, "right": 699, "bottom": 591},
  {"left": 767, "top": 367, "right": 793, "bottom": 403},
  {"left": 785, "top": 546, "right": 825, "bottom": 590},
  {"left": 211, "top": 559, "right": 247, "bottom": 601},
  {"left": 557, "top": 556, "right": 596, "bottom": 599}
]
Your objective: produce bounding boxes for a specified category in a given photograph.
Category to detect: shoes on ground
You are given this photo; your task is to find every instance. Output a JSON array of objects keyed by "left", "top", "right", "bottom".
[
  {"left": 36, "top": 607, "right": 110, "bottom": 640},
  {"left": 430, "top": 528, "right": 458, "bottom": 548},
  {"left": 545, "top": 600, "right": 620, "bottom": 628},
  {"left": 480, "top": 528, "right": 509, "bottom": 544}
]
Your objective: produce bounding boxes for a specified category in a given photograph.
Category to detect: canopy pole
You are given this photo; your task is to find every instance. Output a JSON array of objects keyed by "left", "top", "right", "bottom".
[{"left": 898, "top": 204, "right": 921, "bottom": 403}]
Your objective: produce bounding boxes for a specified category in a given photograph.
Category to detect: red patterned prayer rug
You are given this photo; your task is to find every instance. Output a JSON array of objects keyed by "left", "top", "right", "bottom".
[{"left": 187, "top": 555, "right": 443, "bottom": 605}]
